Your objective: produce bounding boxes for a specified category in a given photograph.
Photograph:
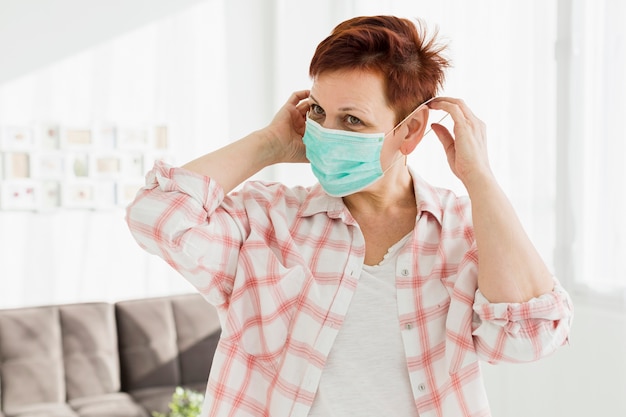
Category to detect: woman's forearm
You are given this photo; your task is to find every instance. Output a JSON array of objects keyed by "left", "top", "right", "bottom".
[
  {"left": 182, "top": 129, "right": 278, "bottom": 195},
  {"left": 182, "top": 90, "right": 310, "bottom": 194},
  {"left": 465, "top": 173, "right": 554, "bottom": 303}
]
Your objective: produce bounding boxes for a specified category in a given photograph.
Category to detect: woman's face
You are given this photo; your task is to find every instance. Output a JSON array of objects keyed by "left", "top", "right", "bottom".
[{"left": 309, "top": 69, "right": 405, "bottom": 171}]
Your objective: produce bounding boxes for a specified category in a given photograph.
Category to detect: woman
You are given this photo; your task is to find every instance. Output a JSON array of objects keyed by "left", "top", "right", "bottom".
[{"left": 127, "top": 15, "right": 572, "bottom": 417}]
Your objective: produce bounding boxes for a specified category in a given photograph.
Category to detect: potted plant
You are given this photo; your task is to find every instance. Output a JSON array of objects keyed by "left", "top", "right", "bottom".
[{"left": 152, "top": 386, "right": 204, "bottom": 417}]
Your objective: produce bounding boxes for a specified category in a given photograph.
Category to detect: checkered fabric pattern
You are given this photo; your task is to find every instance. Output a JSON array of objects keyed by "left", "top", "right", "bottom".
[{"left": 126, "top": 161, "right": 573, "bottom": 417}]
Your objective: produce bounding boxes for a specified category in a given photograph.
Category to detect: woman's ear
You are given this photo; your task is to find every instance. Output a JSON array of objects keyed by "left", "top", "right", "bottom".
[{"left": 401, "top": 107, "right": 429, "bottom": 155}]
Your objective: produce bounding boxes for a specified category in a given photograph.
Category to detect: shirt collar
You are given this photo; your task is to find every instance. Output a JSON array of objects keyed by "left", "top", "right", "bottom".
[{"left": 297, "top": 167, "right": 447, "bottom": 226}]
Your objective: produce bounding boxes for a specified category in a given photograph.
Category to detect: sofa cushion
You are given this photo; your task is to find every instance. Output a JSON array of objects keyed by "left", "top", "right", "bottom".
[
  {"left": 2, "top": 402, "right": 77, "bottom": 417},
  {"left": 68, "top": 393, "right": 149, "bottom": 417},
  {"left": 170, "top": 294, "right": 221, "bottom": 385},
  {"left": 116, "top": 296, "right": 180, "bottom": 390},
  {"left": 116, "top": 293, "right": 220, "bottom": 392},
  {"left": 60, "top": 302, "right": 120, "bottom": 400},
  {"left": 0, "top": 306, "right": 65, "bottom": 412}
]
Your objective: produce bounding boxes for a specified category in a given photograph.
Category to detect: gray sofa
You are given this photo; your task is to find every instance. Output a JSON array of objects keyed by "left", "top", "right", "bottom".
[{"left": 0, "top": 293, "right": 221, "bottom": 417}]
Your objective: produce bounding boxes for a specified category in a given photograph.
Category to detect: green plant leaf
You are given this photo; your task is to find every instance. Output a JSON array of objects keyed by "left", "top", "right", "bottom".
[{"left": 152, "top": 386, "right": 205, "bottom": 417}]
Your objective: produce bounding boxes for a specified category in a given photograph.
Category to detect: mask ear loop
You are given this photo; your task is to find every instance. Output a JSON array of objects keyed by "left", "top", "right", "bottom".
[
  {"left": 423, "top": 111, "right": 451, "bottom": 137},
  {"left": 385, "top": 98, "right": 451, "bottom": 171}
]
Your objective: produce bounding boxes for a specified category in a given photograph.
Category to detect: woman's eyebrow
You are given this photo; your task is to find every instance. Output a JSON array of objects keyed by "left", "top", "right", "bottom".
[
  {"left": 309, "top": 94, "right": 361, "bottom": 113},
  {"left": 309, "top": 94, "right": 367, "bottom": 113}
]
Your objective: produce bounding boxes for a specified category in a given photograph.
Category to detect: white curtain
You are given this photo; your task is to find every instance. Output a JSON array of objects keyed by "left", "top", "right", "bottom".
[
  {"left": 564, "top": 0, "right": 626, "bottom": 298},
  {"left": 6, "top": 0, "right": 618, "bottom": 309}
]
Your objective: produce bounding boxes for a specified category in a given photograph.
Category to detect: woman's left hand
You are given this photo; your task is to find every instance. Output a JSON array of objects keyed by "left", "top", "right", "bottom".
[{"left": 427, "top": 97, "right": 493, "bottom": 187}]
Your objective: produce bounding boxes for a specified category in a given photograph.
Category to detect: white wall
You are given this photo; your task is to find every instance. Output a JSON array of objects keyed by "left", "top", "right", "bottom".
[
  {"left": 0, "top": 0, "right": 204, "bottom": 84},
  {"left": 484, "top": 300, "right": 626, "bottom": 416}
]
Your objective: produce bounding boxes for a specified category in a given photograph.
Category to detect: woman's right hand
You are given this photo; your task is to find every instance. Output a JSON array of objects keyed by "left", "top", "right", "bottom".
[{"left": 261, "top": 89, "right": 311, "bottom": 164}]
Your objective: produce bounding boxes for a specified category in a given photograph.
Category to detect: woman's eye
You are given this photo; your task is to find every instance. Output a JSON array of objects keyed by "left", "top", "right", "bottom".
[
  {"left": 346, "top": 115, "right": 362, "bottom": 126},
  {"left": 310, "top": 104, "right": 325, "bottom": 116}
]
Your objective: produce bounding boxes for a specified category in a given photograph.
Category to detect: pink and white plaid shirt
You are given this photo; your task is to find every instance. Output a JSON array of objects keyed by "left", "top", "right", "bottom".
[{"left": 126, "top": 161, "right": 573, "bottom": 417}]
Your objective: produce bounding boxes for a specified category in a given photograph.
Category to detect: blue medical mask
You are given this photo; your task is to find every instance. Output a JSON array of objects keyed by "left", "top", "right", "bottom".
[
  {"left": 302, "top": 99, "right": 435, "bottom": 197},
  {"left": 302, "top": 119, "right": 390, "bottom": 197}
]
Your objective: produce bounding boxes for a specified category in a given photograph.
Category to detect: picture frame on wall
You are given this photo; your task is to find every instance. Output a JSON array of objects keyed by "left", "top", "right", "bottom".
[
  {"left": 92, "top": 154, "right": 123, "bottom": 179},
  {"left": 3, "top": 152, "right": 31, "bottom": 179},
  {"left": 62, "top": 180, "right": 117, "bottom": 209},
  {"left": 125, "top": 153, "right": 144, "bottom": 177},
  {"left": 116, "top": 181, "right": 143, "bottom": 207},
  {"left": 68, "top": 153, "right": 90, "bottom": 178},
  {"left": 1, "top": 126, "right": 36, "bottom": 150},
  {"left": 61, "top": 181, "right": 97, "bottom": 209},
  {"left": 61, "top": 127, "right": 93, "bottom": 149},
  {"left": 94, "top": 123, "right": 117, "bottom": 149},
  {"left": 0, "top": 180, "right": 39, "bottom": 210},
  {"left": 40, "top": 181, "right": 61, "bottom": 210},
  {"left": 31, "top": 152, "right": 66, "bottom": 179},
  {"left": 38, "top": 124, "right": 61, "bottom": 150},
  {"left": 153, "top": 125, "right": 169, "bottom": 150},
  {"left": 117, "top": 126, "right": 149, "bottom": 150}
]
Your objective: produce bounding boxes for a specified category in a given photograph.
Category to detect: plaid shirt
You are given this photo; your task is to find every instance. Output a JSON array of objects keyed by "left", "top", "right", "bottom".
[{"left": 126, "top": 161, "right": 573, "bottom": 417}]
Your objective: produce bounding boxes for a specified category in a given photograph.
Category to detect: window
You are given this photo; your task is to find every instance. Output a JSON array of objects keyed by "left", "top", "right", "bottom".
[{"left": 556, "top": 0, "right": 626, "bottom": 300}]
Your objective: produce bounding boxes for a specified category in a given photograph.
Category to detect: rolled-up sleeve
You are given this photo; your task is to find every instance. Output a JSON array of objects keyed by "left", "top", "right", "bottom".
[
  {"left": 471, "top": 279, "right": 573, "bottom": 364},
  {"left": 125, "top": 160, "right": 247, "bottom": 308},
  {"left": 445, "top": 247, "right": 573, "bottom": 374}
]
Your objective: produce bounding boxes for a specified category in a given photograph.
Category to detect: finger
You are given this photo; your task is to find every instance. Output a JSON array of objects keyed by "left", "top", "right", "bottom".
[
  {"left": 431, "top": 123, "right": 455, "bottom": 153},
  {"left": 289, "top": 89, "right": 311, "bottom": 106},
  {"left": 296, "top": 99, "right": 310, "bottom": 115},
  {"left": 428, "top": 97, "right": 477, "bottom": 122}
]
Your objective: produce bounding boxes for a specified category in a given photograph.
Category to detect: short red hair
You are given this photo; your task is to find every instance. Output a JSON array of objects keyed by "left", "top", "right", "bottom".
[{"left": 309, "top": 15, "right": 450, "bottom": 123}]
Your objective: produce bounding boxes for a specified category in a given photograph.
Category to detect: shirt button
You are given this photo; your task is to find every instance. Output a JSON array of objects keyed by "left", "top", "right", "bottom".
[
  {"left": 418, "top": 383, "right": 426, "bottom": 392},
  {"left": 405, "top": 323, "right": 412, "bottom": 330},
  {"left": 401, "top": 268, "right": 409, "bottom": 276}
]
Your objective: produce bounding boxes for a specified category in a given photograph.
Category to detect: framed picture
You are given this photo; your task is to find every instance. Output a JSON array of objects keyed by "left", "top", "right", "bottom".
[
  {"left": 94, "top": 124, "right": 117, "bottom": 149},
  {"left": 39, "top": 124, "right": 61, "bottom": 150},
  {"left": 124, "top": 153, "right": 144, "bottom": 177},
  {"left": 62, "top": 181, "right": 97, "bottom": 208},
  {"left": 0, "top": 180, "right": 38, "bottom": 210},
  {"left": 117, "top": 127, "right": 149, "bottom": 150},
  {"left": 3, "top": 152, "right": 31, "bottom": 179},
  {"left": 62, "top": 180, "right": 118, "bottom": 209},
  {"left": 94, "top": 181, "right": 118, "bottom": 208},
  {"left": 92, "top": 154, "right": 122, "bottom": 179},
  {"left": 116, "top": 181, "right": 143, "bottom": 207},
  {"left": 61, "top": 127, "right": 93, "bottom": 149},
  {"left": 1, "top": 126, "right": 36, "bottom": 150},
  {"left": 31, "top": 152, "right": 66, "bottom": 179},
  {"left": 153, "top": 125, "right": 169, "bottom": 150},
  {"left": 40, "top": 181, "right": 61, "bottom": 209},
  {"left": 68, "top": 153, "right": 90, "bottom": 178}
]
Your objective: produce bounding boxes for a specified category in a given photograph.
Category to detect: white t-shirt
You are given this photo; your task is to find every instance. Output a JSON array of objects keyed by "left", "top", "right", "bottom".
[{"left": 308, "top": 233, "right": 419, "bottom": 417}]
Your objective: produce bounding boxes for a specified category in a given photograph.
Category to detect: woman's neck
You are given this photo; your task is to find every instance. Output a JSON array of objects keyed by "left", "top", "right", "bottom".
[{"left": 342, "top": 167, "right": 415, "bottom": 214}]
